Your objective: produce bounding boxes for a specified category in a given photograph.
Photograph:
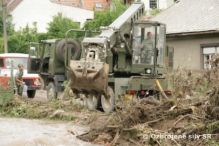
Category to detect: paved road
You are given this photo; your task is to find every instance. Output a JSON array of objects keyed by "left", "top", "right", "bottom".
[{"left": 0, "top": 118, "right": 98, "bottom": 146}]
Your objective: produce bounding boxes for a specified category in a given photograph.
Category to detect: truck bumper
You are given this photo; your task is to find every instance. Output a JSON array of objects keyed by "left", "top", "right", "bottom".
[{"left": 112, "top": 76, "right": 168, "bottom": 98}]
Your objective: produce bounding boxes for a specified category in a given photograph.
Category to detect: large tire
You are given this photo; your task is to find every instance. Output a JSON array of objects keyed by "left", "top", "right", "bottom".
[
  {"left": 86, "top": 94, "right": 98, "bottom": 111},
  {"left": 47, "top": 82, "right": 57, "bottom": 100},
  {"left": 27, "top": 90, "right": 36, "bottom": 98},
  {"left": 56, "top": 39, "right": 82, "bottom": 63},
  {"left": 101, "top": 86, "right": 115, "bottom": 114}
]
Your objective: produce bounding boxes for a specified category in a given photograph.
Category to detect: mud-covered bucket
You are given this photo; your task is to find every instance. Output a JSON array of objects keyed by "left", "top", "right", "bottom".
[{"left": 69, "top": 60, "right": 109, "bottom": 94}]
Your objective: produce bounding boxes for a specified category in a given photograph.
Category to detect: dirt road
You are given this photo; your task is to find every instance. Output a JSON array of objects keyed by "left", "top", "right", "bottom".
[
  {"left": 22, "top": 89, "right": 48, "bottom": 102},
  {"left": 0, "top": 117, "right": 99, "bottom": 146}
]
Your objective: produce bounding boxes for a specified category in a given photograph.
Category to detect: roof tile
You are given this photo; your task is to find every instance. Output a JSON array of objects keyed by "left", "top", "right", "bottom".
[{"left": 152, "top": 0, "right": 219, "bottom": 34}]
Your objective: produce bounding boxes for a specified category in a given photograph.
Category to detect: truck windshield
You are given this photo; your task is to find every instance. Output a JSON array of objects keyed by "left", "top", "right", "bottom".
[
  {"left": 5, "top": 57, "right": 28, "bottom": 69},
  {"left": 132, "top": 23, "right": 165, "bottom": 66}
]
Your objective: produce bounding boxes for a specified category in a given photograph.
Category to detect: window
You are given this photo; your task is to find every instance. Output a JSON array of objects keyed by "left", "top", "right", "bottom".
[
  {"left": 123, "top": 0, "right": 132, "bottom": 5},
  {"left": 167, "top": 47, "right": 174, "bottom": 68},
  {"left": 5, "top": 58, "right": 28, "bottom": 69},
  {"left": 203, "top": 46, "right": 219, "bottom": 69},
  {"left": 150, "top": 0, "right": 157, "bottom": 9},
  {"left": 95, "top": 3, "right": 102, "bottom": 9}
]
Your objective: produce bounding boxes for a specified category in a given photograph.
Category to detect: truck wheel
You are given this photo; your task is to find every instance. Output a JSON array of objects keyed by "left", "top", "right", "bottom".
[
  {"left": 27, "top": 90, "right": 36, "bottom": 98},
  {"left": 86, "top": 94, "right": 98, "bottom": 110},
  {"left": 101, "top": 87, "right": 115, "bottom": 114},
  {"left": 47, "top": 82, "right": 57, "bottom": 100}
]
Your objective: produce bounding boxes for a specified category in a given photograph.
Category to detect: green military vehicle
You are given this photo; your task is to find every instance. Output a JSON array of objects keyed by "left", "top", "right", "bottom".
[
  {"left": 28, "top": 39, "right": 81, "bottom": 99},
  {"left": 28, "top": 2, "right": 172, "bottom": 113}
]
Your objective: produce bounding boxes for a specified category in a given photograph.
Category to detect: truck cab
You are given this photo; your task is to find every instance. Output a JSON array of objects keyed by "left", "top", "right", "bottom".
[
  {"left": 0, "top": 53, "right": 41, "bottom": 98},
  {"left": 132, "top": 21, "right": 166, "bottom": 76}
]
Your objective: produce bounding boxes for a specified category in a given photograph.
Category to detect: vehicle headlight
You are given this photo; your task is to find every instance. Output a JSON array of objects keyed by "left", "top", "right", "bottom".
[
  {"left": 34, "top": 78, "right": 41, "bottom": 86},
  {"left": 146, "top": 68, "right": 152, "bottom": 74}
]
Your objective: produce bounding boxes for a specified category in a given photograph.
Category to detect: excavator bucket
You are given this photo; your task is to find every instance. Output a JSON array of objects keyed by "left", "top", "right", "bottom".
[{"left": 69, "top": 60, "right": 109, "bottom": 94}]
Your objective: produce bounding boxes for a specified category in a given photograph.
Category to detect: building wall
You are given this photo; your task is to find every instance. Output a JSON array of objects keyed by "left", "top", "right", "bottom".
[
  {"left": 167, "top": 34, "right": 219, "bottom": 70},
  {"left": 82, "top": 0, "right": 110, "bottom": 11},
  {"left": 11, "top": 0, "right": 93, "bottom": 32}
]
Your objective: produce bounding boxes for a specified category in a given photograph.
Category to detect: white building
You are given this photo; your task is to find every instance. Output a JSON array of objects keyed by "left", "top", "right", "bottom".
[
  {"left": 140, "top": 0, "right": 175, "bottom": 10},
  {"left": 11, "top": 0, "right": 94, "bottom": 33}
]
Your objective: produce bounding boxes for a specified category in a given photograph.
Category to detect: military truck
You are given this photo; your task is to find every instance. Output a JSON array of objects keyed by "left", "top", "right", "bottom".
[
  {"left": 28, "top": 2, "right": 172, "bottom": 113},
  {"left": 28, "top": 39, "right": 81, "bottom": 99},
  {"left": 69, "top": 3, "right": 172, "bottom": 113}
]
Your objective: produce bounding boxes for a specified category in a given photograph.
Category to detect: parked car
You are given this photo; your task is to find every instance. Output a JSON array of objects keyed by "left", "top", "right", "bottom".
[{"left": 0, "top": 53, "right": 41, "bottom": 98}]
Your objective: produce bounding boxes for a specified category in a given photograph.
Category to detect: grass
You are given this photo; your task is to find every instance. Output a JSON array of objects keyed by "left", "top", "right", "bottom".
[
  {"left": 206, "top": 139, "right": 219, "bottom": 146},
  {"left": 0, "top": 93, "right": 81, "bottom": 121},
  {"left": 0, "top": 87, "right": 14, "bottom": 107}
]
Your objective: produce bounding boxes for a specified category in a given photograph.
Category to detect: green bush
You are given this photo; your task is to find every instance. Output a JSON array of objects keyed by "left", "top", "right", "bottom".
[{"left": 0, "top": 86, "right": 14, "bottom": 106}]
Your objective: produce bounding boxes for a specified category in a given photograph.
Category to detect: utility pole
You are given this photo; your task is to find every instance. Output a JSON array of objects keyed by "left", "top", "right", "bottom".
[{"left": 2, "top": 0, "right": 8, "bottom": 53}]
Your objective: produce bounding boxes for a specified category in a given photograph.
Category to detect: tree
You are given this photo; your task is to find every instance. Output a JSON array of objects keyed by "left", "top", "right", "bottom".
[
  {"left": 47, "top": 13, "right": 80, "bottom": 38},
  {"left": 8, "top": 23, "right": 39, "bottom": 53},
  {"left": 0, "top": 11, "right": 14, "bottom": 37},
  {"left": 84, "top": 0, "right": 127, "bottom": 30},
  {"left": 0, "top": 12, "right": 15, "bottom": 53}
]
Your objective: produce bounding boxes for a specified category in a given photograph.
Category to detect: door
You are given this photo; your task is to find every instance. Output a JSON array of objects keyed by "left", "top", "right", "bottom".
[{"left": 28, "top": 43, "right": 42, "bottom": 73}]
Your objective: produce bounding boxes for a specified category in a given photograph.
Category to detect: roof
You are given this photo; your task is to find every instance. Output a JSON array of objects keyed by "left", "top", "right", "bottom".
[
  {"left": 6, "top": 0, "right": 23, "bottom": 12},
  {"left": 152, "top": 0, "right": 219, "bottom": 34},
  {"left": 51, "top": 0, "right": 110, "bottom": 11},
  {"left": 0, "top": 53, "right": 29, "bottom": 58},
  {"left": 11, "top": 0, "right": 94, "bottom": 33}
]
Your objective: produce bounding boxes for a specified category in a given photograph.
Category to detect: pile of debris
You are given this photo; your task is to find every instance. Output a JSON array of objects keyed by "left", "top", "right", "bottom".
[
  {"left": 78, "top": 96, "right": 218, "bottom": 145},
  {"left": 78, "top": 56, "right": 219, "bottom": 145}
]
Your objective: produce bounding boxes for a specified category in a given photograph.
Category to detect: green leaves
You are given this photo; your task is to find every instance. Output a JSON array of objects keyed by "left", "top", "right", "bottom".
[
  {"left": 47, "top": 13, "right": 80, "bottom": 38},
  {"left": 8, "top": 24, "right": 39, "bottom": 53}
]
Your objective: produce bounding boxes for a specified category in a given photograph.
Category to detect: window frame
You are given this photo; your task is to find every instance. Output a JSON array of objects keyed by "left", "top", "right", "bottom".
[
  {"left": 150, "top": 0, "right": 158, "bottom": 9},
  {"left": 201, "top": 43, "right": 219, "bottom": 69}
]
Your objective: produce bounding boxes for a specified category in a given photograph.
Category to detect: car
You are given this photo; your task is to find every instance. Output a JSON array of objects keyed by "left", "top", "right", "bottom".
[{"left": 0, "top": 53, "right": 41, "bottom": 98}]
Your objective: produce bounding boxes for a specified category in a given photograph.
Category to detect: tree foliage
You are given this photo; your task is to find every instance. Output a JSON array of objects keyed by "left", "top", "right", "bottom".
[
  {"left": 8, "top": 23, "right": 39, "bottom": 53},
  {"left": 47, "top": 13, "right": 80, "bottom": 38},
  {"left": 150, "top": 9, "right": 162, "bottom": 16},
  {"left": 0, "top": 13, "right": 15, "bottom": 53},
  {"left": 84, "top": 0, "right": 126, "bottom": 30},
  {"left": 0, "top": 14, "right": 14, "bottom": 37},
  {"left": 0, "top": 1, "right": 127, "bottom": 53}
]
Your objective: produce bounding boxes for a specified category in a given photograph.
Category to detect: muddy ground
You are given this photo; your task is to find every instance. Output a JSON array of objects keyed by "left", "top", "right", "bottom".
[
  {"left": 0, "top": 90, "right": 102, "bottom": 146},
  {"left": 0, "top": 117, "right": 99, "bottom": 146},
  {"left": 23, "top": 89, "right": 48, "bottom": 102}
]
